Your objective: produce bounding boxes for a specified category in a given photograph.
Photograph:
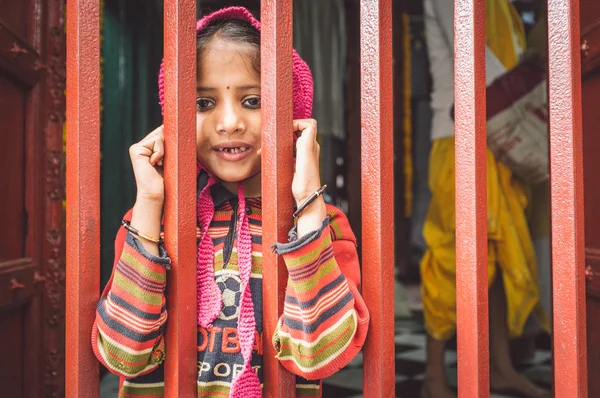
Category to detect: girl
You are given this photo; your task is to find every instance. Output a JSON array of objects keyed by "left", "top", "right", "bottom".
[{"left": 91, "top": 6, "right": 369, "bottom": 398}]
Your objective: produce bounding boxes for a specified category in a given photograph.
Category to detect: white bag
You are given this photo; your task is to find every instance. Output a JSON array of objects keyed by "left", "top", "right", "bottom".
[{"left": 485, "top": 60, "right": 549, "bottom": 183}]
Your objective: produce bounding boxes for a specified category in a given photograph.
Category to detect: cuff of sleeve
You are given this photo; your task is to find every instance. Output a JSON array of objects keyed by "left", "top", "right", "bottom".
[
  {"left": 126, "top": 232, "right": 171, "bottom": 269},
  {"left": 271, "top": 216, "right": 329, "bottom": 255}
]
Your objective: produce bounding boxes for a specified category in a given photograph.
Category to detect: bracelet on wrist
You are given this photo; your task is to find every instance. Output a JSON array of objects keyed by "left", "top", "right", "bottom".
[
  {"left": 293, "top": 185, "right": 327, "bottom": 218},
  {"left": 122, "top": 220, "right": 162, "bottom": 244}
]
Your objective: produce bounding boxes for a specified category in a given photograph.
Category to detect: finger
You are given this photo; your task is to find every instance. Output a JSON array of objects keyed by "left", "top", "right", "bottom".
[
  {"left": 293, "top": 119, "right": 318, "bottom": 142},
  {"left": 149, "top": 150, "right": 162, "bottom": 166},
  {"left": 292, "top": 119, "right": 316, "bottom": 134},
  {"left": 149, "top": 135, "right": 165, "bottom": 165},
  {"left": 294, "top": 132, "right": 317, "bottom": 161},
  {"left": 294, "top": 138, "right": 308, "bottom": 166},
  {"left": 139, "top": 126, "right": 164, "bottom": 148},
  {"left": 129, "top": 142, "right": 153, "bottom": 159},
  {"left": 142, "top": 125, "right": 164, "bottom": 141},
  {"left": 140, "top": 133, "right": 162, "bottom": 152}
]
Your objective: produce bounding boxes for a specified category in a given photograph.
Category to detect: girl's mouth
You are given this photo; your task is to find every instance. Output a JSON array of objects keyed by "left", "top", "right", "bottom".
[
  {"left": 216, "top": 147, "right": 249, "bottom": 154},
  {"left": 213, "top": 145, "right": 252, "bottom": 161}
]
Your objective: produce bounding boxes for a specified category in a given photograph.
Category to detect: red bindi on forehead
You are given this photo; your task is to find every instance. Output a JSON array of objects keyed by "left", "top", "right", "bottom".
[{"left": 226, "top": 86, "right": 230, "bottom": 90}]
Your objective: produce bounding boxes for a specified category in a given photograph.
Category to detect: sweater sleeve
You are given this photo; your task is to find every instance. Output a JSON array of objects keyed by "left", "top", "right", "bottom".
[
  {"left": 271, "top": 205, "right": 370, "bottom": 380},
  {"left": 91, "top": 227, "right": 170, "bottom": 378}
]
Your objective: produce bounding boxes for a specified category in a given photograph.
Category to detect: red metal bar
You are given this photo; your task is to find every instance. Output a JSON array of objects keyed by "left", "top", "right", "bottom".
[
  {"left": 360, "top": 1, "right": 395, "bottom": 396},
  {"left": 261, "top": 0, "right": 296, "bottom": 397},
  {"left": 547, "top": 0, "right": 588, "bottom": 396},
  {"left": 453, "top": 0, "right": 489, "bottom": 397},
  {"left": 162, "top": 0, "right": 198, "bottom": 395},
  {"left": 65, "top": 0, "right": 101, "bottom": 396}
]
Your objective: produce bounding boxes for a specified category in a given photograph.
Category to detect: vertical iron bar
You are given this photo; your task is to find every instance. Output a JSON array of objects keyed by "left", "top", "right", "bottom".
[
  {"left": 65, "top": 0, "right": 101, "bottom": 396},
  {"left": 454, "top": 0, "right": 489, "bottom": 396},
  {"left": 360, "top": 1, "right": 395, "bottom": 396},
  {"left": 261, "top": 0, "right": 297, "bottom": 397},
  {"left": 163, "top": 0, "right": 198, "bottom": 395},
  {"left": 548, "top": 0, "right": 588, "bottom": 396}
]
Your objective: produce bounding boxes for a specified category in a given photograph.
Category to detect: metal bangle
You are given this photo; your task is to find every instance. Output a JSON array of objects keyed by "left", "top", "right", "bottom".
[
  {"left": 293, "top": 185, "right": 327, "bottom": 218},
  {"left": 121, "top": 220, "right": 162, "bottom": 244}
]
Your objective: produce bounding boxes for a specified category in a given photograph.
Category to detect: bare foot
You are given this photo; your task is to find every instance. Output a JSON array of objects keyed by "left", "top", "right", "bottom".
[
  {"left": 421, "top": 378, "right": 457, "bottom": 398},
  {"left": 490, "top": 368, "right": 550, "bottom": 398}
]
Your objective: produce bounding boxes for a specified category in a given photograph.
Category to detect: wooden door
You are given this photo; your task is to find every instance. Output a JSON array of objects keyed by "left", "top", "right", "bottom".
[
  {"left": 0, "top": 0, "right": 66, "bottom": 396},
  {"left": 581, "top": 1, "right": 600, "bottom": 395}
]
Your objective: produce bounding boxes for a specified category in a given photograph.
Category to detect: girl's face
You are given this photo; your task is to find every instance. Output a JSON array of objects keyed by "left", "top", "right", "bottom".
[{"left": 196, "top": 39, "right": 261, "bottom": 188}]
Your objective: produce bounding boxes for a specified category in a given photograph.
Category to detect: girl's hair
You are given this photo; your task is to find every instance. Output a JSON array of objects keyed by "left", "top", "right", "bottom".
[{"left": 196, "top": 19, "right": 260, "bottom": 73}]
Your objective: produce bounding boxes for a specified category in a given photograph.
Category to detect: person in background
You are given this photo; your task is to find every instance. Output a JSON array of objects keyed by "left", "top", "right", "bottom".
[{"left": 421, "top": 0, "right": 549, "bottom": 397}]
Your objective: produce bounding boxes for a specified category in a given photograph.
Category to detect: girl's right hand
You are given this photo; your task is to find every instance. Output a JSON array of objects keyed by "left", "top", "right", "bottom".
[{"left": 129, "top": 125, "right": 165, "bottom": 203}]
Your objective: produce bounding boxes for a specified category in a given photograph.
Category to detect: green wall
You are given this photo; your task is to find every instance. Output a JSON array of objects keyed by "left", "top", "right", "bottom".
[{"left": 100, "top": 0, "right": 164, "bottom": 288}]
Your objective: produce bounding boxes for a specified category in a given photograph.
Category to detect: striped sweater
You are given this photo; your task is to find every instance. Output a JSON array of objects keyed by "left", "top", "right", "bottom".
[{"left": 92, "top": 185, "right": 369, "bottom": 397}]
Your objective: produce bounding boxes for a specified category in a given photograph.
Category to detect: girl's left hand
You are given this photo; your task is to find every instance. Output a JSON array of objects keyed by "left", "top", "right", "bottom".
[{"left": 292, "top": 119, "right": 322, "bottom": 206}]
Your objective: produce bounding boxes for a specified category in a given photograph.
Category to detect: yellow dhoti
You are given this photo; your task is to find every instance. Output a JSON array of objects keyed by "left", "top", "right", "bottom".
[{"left": 420, "top": 137, "right": 550, "bottom": 340}]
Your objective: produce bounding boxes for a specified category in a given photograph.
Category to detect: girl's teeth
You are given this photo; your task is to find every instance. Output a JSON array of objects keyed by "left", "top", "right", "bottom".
[{"left": 219, "top": 147, "right": 248, "bottom": 153}]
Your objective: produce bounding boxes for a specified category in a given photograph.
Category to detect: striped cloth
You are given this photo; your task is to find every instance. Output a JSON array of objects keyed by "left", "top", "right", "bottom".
[{"left": 92, "top": 193, "right": 369, "bottom": 397}]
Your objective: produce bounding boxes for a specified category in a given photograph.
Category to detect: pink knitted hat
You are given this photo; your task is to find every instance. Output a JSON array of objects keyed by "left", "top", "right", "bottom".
[
  {"left": 158, "top": 7, "right": 313, "bottom": 398},
  {"left": 158, "top": 6, "right": 313, "bottom": 120}
]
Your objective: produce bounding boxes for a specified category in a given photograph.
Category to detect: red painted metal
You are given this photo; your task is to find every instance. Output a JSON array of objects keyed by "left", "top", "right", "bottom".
[
  {"left": 65, "top": 0, "right": 101, "bottom": 396},
  {"left": 359, "top": 1, "right": 395, "bottom": 396},
  {"left": 260, "top": 1, "right": 296, "bottom": 397},
  {"left": 162, "top": 0, "right": 198, "bottom": 395},
  {"left": 547, "top": 0, "right": 588, "bottom": 396},
  {"left": 453, "top": 0, "right": 489, "bottom": 397}
]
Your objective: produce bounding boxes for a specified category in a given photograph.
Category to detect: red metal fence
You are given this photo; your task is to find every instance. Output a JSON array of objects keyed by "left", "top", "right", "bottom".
[{"left": 65, "top": 0, "right": 587, "bottom": 397}]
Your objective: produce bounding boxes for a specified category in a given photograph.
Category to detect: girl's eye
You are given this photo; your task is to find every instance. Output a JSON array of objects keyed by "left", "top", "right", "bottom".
[
  {"left": 243, "top": 97, "right": 261, "bottom": 109},
  {"left": 196, "top": 98, "right": 214, "bottom": 111}
]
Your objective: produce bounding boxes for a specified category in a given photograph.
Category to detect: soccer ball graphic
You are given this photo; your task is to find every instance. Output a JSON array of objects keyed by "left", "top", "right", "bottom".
[{"left": 215, "top": 273, "right": 242, "bottom": 321}]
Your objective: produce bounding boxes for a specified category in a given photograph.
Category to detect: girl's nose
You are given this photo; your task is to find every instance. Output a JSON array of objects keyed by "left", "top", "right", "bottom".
[{"left": 216, "top": 103, "right": 244, "bottom": 134}]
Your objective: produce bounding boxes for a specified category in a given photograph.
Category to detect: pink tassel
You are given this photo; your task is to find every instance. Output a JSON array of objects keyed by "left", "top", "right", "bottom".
[
  {"left": 196, "top": 177, "right": 222, "bottom": 328},
  {"left": 230, "top": 362, "right": 261, "bottom": 398},
  {"left": 230, "top": 184, "right": 261, "bottom": 397}
]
